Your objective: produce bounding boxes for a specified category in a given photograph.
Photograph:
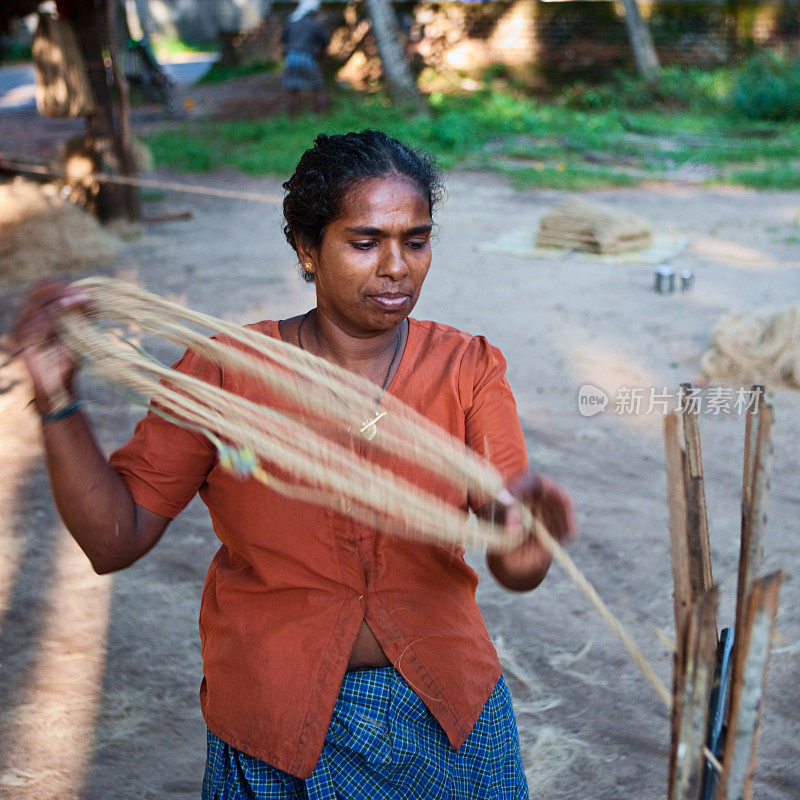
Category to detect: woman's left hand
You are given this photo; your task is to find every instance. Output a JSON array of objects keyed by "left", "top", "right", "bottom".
[{"left": 485, "top": 472, "right": 577, "bottom": 592}]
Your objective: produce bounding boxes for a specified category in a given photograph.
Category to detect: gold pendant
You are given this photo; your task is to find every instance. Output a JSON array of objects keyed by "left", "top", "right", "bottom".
[{"left": 359, "top": 410, "right": 387, "bottom": 441}]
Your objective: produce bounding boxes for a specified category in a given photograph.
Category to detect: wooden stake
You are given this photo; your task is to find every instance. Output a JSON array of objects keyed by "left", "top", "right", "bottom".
[
  {"left": 740, "top": 387, "right": 765, "bottom": 521},
  {"left": 669, "top": 588, "right": 719, "bottom": 800},
  {"left": 665, "top": 410, "right": 693, "bottom": 791},
  {"left": 716, "top": 572, "right": 782, "bottom": 800},
  {"left": 731, "top": 401, "right": 773, "bottom": 716},
  {"left": 680, "top": 383, "right": 713, "bottom": 600},
  {"left": 665, "top": 412, "right": 692, "bottom": 655},
  {"left": 735, "top": 393, "right": 770, "bottom": 638}
]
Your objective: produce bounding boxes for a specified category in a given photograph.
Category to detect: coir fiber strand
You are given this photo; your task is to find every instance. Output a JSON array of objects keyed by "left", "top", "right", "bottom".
[{"left": 54, "top": 277, "right": 671, "bottom": 708}]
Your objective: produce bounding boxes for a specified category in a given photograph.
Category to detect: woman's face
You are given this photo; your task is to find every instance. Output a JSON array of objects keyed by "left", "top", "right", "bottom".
[{"left": 301, "top": 174, "right": 433, "bottom": 336}]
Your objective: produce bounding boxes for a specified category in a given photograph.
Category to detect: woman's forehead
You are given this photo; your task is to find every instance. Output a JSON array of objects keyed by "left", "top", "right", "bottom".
[{"left": 338, "top": 175, "right": 430, "bottom": 223}]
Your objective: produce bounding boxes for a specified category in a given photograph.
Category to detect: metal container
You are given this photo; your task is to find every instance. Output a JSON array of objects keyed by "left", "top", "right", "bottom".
[
  {"left": 654, "top": 266, "right": 675, "bottom": 294},
  {"left": 680, "top": 269, "right": 694, "bottom": 292}
]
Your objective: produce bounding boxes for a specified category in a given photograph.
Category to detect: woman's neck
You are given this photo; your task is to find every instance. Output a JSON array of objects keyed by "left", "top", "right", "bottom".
[{"left": 299, "top": 309, "right": 406, "bottom": 386}]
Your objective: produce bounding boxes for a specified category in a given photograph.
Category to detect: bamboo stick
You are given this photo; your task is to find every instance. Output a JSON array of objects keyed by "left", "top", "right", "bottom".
[
  {"left": 716, "top": 572, "right": 782, "bottom": 800},
  {"left": 669, "top": 588, "right": 719, "bottom": 800}
]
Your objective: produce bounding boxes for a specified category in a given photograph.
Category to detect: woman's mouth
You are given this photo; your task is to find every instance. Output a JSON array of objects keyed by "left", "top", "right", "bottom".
[{"left": 369, "top": 293, "right": 410, "bottom": 310}]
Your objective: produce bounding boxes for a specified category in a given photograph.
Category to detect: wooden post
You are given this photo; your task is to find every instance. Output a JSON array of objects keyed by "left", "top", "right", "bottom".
[
  {"left": 731, "top": 399, "right": 773, "bottom": 700},
  {"left": 680, "top": 383, "right": 713, "bottom": 601},
  {"left": 665, "top": 412, "right": 692, "bottom": 654},
  {"left": 716, "top": 572, "right": 782, "bottom": 800},
  {"left": 669, "top": 588, "right": 719, "bottom": 800},
  {"left": 665, "top": 411, "right": 693, "bottom": 793}
]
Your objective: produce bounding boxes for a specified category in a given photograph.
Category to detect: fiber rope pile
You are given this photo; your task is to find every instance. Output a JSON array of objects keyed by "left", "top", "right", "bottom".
[
  {"left": 53, "top": 277, "right": 671, "bottom": 708},
  {"left": 536, "top": 198, "right": 653, "bottom": 254},
  {"left": 701, "top": 305, "right": 800, "bottom": 389}
]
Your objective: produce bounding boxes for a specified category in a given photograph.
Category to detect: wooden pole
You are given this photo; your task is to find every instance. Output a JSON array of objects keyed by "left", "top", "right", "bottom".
[
  {"left": 716, "top": 572, "right": 782, "bottom": 800},
  {"left": 680, "top": 383, "right": 714, "bottom": 601},
  {"left": 665, "top": 411, "right": 693, "bottom": 793},
  {"left": 665, "top": 412, "right": 692, "bottom": 654},
  {"left": 669, "top": 588, "right": 719, "bottom": 800},
  {"left": 731, "top": 399, "right": 773, "bottom": 690}
]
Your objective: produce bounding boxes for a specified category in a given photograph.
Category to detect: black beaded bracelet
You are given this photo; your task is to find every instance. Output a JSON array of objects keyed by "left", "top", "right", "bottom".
[{"left": 39, "top": 399, "right": 82, "bottom": 423}]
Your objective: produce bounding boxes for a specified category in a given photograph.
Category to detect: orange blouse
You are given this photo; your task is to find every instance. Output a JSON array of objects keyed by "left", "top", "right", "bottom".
[{"left": 109, "top": 317, "right": 528, "bottom": 778}]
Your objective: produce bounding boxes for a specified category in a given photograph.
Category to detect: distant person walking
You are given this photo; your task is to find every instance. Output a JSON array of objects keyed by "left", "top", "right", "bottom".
[{"left": 281, "top": 0, "right": 330, "bottom": 115}]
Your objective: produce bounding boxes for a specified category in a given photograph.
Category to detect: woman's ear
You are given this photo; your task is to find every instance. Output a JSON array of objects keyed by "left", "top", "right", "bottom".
[{"left": 295, "top": 238, "right": 317, "bottom": 277}]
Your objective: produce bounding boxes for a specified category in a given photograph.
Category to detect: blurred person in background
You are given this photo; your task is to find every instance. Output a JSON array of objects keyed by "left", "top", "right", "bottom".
[{"left": 281, "top": 0, "right": 330, "bottom": 115}]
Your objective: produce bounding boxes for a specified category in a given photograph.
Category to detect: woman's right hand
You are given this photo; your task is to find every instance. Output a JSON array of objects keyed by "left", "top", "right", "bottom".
[{"left": 12, "top": 278, "right": 91, "bottom": 414}]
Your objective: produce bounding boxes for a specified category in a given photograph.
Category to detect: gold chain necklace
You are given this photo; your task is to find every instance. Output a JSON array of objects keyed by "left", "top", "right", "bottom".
[{"left": 297, "top": 311, "right": 403, "bottom": 441}]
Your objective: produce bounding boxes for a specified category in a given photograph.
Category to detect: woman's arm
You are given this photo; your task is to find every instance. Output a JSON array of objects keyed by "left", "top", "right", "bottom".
[{"left": 14, "top": 279, "right": 171, "bottom": 574}]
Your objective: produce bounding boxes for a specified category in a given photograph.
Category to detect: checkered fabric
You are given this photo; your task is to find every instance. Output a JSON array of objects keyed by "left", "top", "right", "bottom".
[
  {"left": 202, "top": 667, "right": 529, "bottom": 799},
  {"left": 282, "top": 51, "right": 324, "bottom": 90}
]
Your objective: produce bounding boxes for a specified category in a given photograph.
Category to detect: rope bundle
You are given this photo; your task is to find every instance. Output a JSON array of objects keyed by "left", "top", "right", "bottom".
[
  {"left": 58, "top": 277, "right": 528, "bottom": 551},
  {"left": 52, "top": 277, "right": 671, "bottom": 707},
  {"left": 701, "top": 306, "right": 800, "bottom": 389},
  {"left": 536, "top": 198, "right": 652, "bottom": 254}
]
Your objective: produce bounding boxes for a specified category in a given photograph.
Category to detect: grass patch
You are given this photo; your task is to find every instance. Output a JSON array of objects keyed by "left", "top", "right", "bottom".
[
  {"left": 144, "top": 70, "right": 800, "bottom": 191},
  {"left": 727, "top": 165, "right": 800, "bottom": 190},
  {"left": 197, "top": 61, "right": 280, "bottom": 85},
  {"left": 150, "top": 35, "right": 216, "bottom": 60}
]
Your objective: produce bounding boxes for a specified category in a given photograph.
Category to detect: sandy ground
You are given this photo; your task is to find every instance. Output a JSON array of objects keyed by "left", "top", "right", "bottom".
[{"left": 1, "top": 157, "right": 799, "bottom": 799}]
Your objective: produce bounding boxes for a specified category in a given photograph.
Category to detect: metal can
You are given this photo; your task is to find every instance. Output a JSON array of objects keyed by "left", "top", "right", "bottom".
[{"left": 654, "top": 266, "right": 675, "bottom": 294}]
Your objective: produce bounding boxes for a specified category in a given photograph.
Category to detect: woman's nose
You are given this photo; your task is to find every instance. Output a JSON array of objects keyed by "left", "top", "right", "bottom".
[{"left": 378, "top": 242, "right": 409, "bottom": 278}]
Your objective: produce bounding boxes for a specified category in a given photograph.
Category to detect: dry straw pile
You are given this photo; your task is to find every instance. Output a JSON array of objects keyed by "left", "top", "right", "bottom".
[{"left": 0, "top": 178, "right": 118, "bottom": 285}]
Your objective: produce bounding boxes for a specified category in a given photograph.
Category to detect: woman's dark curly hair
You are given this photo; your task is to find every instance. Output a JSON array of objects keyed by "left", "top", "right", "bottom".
[{"left": 283, "top": 130, "right": 444, "bottom": 282}]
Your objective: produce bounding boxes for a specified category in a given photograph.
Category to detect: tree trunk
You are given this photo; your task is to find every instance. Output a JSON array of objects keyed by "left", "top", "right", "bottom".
[
  {"left": 620, "top": 0, "right": 660, "bottom": 86},
  {"left": 363, "top": 0, "right": 424, "bottom": 110},
  {"left": 55, "top": 0, "right": 140, "bottom": 220},
  {"left": 104, "top": 0, "right": 140, "bottom": 220}
]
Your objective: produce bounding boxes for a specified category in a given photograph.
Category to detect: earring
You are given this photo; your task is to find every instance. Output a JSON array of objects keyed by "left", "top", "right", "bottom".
[{"left": 302, "top": 262, "right": 314, "bottom": 274}]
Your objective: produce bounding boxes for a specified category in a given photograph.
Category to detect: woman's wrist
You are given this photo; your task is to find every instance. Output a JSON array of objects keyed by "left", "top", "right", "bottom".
[
  {"left": 31, "top": 392, "right": 81, "bottom": 423},
  {"left": 38, "top": 398, "right": 82, "bottom": 423}
]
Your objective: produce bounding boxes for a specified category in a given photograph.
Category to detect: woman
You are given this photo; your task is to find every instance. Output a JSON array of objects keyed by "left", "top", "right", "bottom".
[{"left": 13, "top": 131, "right": 575, "bottom": 799}]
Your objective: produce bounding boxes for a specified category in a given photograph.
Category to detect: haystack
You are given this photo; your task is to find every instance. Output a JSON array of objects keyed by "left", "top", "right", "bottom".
[
  {"left": 0, "top": 178, "right": 119, "bottom": 284},
  {"left": 701, "top": 306, "right": 800, "bottom": 389},
  {"left": 536, "top": 198, "right": 652, "bottom": 254}
]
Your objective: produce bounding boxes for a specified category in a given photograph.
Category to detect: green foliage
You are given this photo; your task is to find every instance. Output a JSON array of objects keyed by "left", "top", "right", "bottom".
[
  {"left": 150, "top": 35, "right": 216, "bottom": 59},
  {"left": 562, "top": 67, "right": 734, "bottom": 113},
  {"left": 198, "top": 60, "right": 280, "bottom": 85},
  {"left": 728, "top": 165, "right": 800, "bottom": 190},
  {"left": 144, "top": 79, "right": 800, "bottom": 191},
  {"left": 732, "top": 51, "right": 800, "bottom": 121}
]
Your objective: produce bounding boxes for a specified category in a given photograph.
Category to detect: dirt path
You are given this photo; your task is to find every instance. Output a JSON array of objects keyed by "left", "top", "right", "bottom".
[{"left": 1, "top": 168, "right": 799, "bottom": 799}]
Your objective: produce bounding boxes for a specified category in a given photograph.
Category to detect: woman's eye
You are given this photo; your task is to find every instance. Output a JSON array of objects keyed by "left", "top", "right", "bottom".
[
  {"left": 352, "top": 241, "right": 376, "bottom": 251},
  {"left": 407, "top": 240, "right": 427, "bottom": 250}
]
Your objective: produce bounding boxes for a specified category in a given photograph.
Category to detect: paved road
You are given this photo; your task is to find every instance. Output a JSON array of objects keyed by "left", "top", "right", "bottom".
[{"left": 0, "top": 54, "right": 216, "bottom": 111}]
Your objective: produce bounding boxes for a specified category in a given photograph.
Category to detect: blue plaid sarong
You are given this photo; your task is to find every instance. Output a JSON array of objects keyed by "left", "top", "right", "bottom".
[{"left": 202, "top": 667, "right": 529, "bottom": 799}]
